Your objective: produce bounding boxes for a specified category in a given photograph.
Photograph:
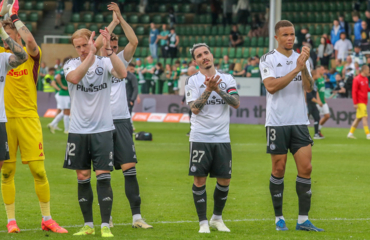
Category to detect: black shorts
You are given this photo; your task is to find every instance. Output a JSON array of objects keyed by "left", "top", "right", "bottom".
[
  {"left": 63, "top": 131, "right": 114, "bottom": 171},
  {"left": 0, "top": 122, "right": 9, "bottom": 161},
  {"left": 113, "top": 119, "right": 137, "bottom": 170},
  {"left": 188, "top": 142, "right": 232, "bottom": 179},
  {"left": 266, "top": 125, "right": 313, "bottom": 155}
]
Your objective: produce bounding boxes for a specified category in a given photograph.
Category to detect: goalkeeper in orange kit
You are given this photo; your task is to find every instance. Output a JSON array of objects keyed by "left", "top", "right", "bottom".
[{"left": 0, "top": 0, "right": 67, "bottom": 234}]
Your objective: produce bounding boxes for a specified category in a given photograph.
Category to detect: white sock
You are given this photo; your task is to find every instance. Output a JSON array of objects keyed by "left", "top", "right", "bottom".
[
  {"left": 199, "top": 220, "right": 209, "bottom": 226},
  {"left": 110, "top": 216, "right": 113, "bottom": 220},
  {"left": 8, "top": 218, "right": 15, "bottom": 223},
  {"left": 63, "top": 115, "right": 70, "bottom": 131},
  {"left": 298, "top": 215, "right": 308, "bottom": 224},
  {"left": 319, "top": 125, "right": 322, "bottom": 130},
  {"left": 43, "top": 216, "right": 52, "bottom": 221},
  {"left": 275, "top": 216, "right": 284, "bottom": 224},
  {"left": 211, "top": 214, "right": 222, "bottom": 220},
  {"left": 101, "top": 223, "right": 109, "bottom": 228},
  {"left": 133, "top": 214, "right": 142, "bottom": 223},
  {"left": 51, "top": 112, "right": 63, "bottom": 127},
  {"left": 85, "top": 222, "right": 94, "bottom": 228}
]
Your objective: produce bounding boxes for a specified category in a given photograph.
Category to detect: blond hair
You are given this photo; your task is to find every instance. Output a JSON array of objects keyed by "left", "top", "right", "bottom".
[
  {"left": 110, "top": 33, "right": 118, "bottom": 41},
  {"left": 71, "top": 29, "right": 92, "bottom": 46},
  {"left": 2, "top": 19, "right": 16, "bottom": 31}
]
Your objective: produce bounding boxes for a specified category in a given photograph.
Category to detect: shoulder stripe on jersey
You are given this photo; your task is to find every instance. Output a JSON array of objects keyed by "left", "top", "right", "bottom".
[
  {"left": 261, "top": 50, "right": 275, "bottom": 62},
  {"left": 185, "top": 72, "right": 199, "bottom": 85},
  {"left": 32, "top": 54, "right": 40, "bottom": 86}
]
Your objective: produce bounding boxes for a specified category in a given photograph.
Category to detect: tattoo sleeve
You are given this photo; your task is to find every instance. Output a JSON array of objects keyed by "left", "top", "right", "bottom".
[
  {"left": 217, "top": 90, "right": 240, "bottom": 107},
  {"left": 302, "top": 66, "right": 314, "bottom": 91},
  {"left": 188, "top": 90, "right": 212, "bottom": 113},
  {"left": 4, "top": 37, "right": 28, "bottom": 67}
]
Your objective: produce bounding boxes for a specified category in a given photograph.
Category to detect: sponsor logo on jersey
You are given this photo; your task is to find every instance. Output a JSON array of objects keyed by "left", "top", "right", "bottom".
[
  {"left": 39, "top": 152, "right": 44, "bottom": 157},
  {"left": 270, "top": 143, "right": 276, "bottom": 150},
  {"left": 191, "top": 165, "right": 197, "bottom": 172},
  {"left": 7, "top": 69, "right": 29, "bottom": 77},
  {"left": 39, "top": 142, "right": 43, "bottom": 149},
  {"left": 206, "top": 96, "right": 226, "bottom": 105},
  {"left": 276, "top": 75, "right": 302, "bottom": 81},
  {"left": 95, "top": 67, "right": 104, "bottom": 75},
  {"left": 112, "top": 77, "right": 124, "bottom": 84},
  {"left": 76, "top": 82, "right": 108, "bottom": 92},
  {"left": 277, "top": 63, "right": 282, "bottom": 67},
  {"left": 200, "top": 84, "right": 205, "bottom": 88},
  {"left": 0, "top": 76, "right": 4, "bottom": 82},
  {"left": 219, "top": 82, "right": 227, "bottom": 90},
  {"left": 286, "top": 61, "right": 293, "bottom": 65}
]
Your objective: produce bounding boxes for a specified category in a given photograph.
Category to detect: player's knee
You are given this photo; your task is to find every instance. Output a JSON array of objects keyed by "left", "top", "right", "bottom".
[
  {"left": 77, "top": 170, "right": 91, "bottom": 180},
  {"left": 299, "top": 164, "right": 312, "bottom": 177},
  {"left": 194, "top": 177, "right": 206, "bottom": 187},
  {"left": 123, "top": 166, "right": 137, "bottom": 176},
  {"left": 1, "top": 165, "right": 15, "bottom": 181},
  {"left": 217, "top": 178, "right": 230, "bottom": 186},
  {"left": 122, "top": 163, "right": 136, "bottom": 173},
  {"left": 33, "top": 169, "right": 47, "bottom": 181},
  {"left": 272, "top": 164, "right": 286, "bottom": 177}
]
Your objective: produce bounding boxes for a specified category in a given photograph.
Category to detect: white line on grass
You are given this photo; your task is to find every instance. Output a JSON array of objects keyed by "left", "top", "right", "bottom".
[{"left": 1, "top": 218, "right": 370, "bottom": 233}]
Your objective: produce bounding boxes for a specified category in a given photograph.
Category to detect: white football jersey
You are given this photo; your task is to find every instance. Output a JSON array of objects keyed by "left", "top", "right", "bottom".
[
  {"left": 259, "top": 49, "right": 310, "bottom": 127},
  {"left": 64, "top": 56, "right": 115, "bottom": 134},
  {"left": 0, "top": 53, "right": 13, "bottom": 122},
  {"left": 185, "top": 70, "right": 237, "bottom": 143},
  {"left": 110, "top": 50, "right": 131, "bottom": 120}
]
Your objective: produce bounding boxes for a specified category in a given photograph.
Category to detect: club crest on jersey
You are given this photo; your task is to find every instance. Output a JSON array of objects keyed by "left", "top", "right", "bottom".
[
  {"left": 95, "top": 67, "right": 104, "bottom": 75},
  {"left": 270, "top": 143, "right": 276, "bottom": 150},
  {"left": 191, "top": 165, "right": 197, "bottom": 172},
  {"left": 187, "top": 90, "right": 192, "bottom": 99},
  {"left": 218, "top": 82, "right": 227, "bottom": 90},
  {"left": 263, "top": 68, "right": 270, "bottom": 76},
  {"left": 0, "top": 76, "right": 4, "bottom": 82}
]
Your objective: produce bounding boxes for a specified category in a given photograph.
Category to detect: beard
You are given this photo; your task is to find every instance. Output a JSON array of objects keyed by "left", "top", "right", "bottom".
[{"left": 205, "top": 65, "right": 212, "bottom": 69}]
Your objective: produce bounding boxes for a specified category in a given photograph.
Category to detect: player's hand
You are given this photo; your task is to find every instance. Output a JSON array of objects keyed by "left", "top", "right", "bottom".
[
  {"left": 108, "top": 2, "right": 121, "bottom": 19},
  {"left": 88, "top": 31, "right": 97, "bottom": 55},
  {"left": 100, "top": 27, "right": 111, "bottom": 49},
  {"left": 296, "top": 53, "right": 309, "bottom": 71},
  {"left": 137, "top": 96, "right": 141, "bottom": 104},
  {"left": 354, "top": 104, "right": 358, "bottom": 109},
  {"left": 130, "top": 101, "right": 134, "bottom": 106},
  {"left": 205, "top": 75, "right": 222, "bottom": 92},
  {"left": 62, "top": 86, "right": 68, "bottom": 90},
  {"left": 319, "top": 102, "right": 323, "bottom": 107},
  {"left": 112, "top": 11, "right": 120, "bottom": 25},
  {"left": 7, "top": 0, "right": 18, "bottom": 16},
  {"left": 301, "top": 46, "right": 310, "bottom": 55}
]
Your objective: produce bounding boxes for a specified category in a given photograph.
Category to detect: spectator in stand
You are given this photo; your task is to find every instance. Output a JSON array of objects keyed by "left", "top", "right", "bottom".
[
  {"left": 335, "top": 32, "right": 353, "bottom": 60},
  {"left": 165, "top": 64, "right": 174, "bottom": 94},
  {"left": 339, "top": 15, "right": 351, "bottom": 37},
  {"left": 180, "top": 61, "right": 188, "bottom": 76},
  {"left": 236, "top": 0, "right": 250, "bottom": 25},
  {"left": 228, "top": 63, "right": 235, "bottom": 75},
  {"left": 168, "top": 7, "right": 176, "bottom": 28},
  {"left": 343, "top": 55, "right": 356, "bottom": 79},
  {"left": 326, "top": 68, "right": 338, "bottom": 89},
  {"left": 230, "top": 25, "right": 244, "bottom": 47},
  {"left": 355, "top": 62, "right": 360, "bottom": 75},
  {"left": 167, "top": 27, "right": 179, "bottom": 59},
  {"left": 248, "top": 15, "right": 262, "bottom": 37},
  {"left": 55, "top": 0, "right": 65, "bottom": 29},
  {"left": 305, "top": 33, "right": 314, "bottom": 48},
  {"left": 211, "top": 0, "right": 222, "bottom": 25},
  {"left": 149, "top": 23, "right": 159, "bottom": 59},
  {"left": 141, "top": 56, "right": 156, "bottom": 94},
  {"left": 171, "top": 62, "right": 180, "bottom": 94},
  {"left": 214, "top": 63, "right": 220, "bottom": 70},
  {"left": 223, "top": 0, "right": 234, "bottom": 26},
  {"left": 296, "top": 28, "right": 308, "bottom": 50},
  {"left": 352, "top": 45, "right": 366, "bottom": 66},
  {"left": 157, "top": 24, "right": 169, "bottom": 58},
  {"left": 246, "top": 57, "right": 260, "bottom": 77},
  {"left": 366, "top": 11, "right": 370, "bottom": 27},
  {"left": 221, "top": 55, "right": 230, "bottom": 72},
  {"left": 353, "top": 0, "right": 361, "bottom": 12},
  {"left": 360, "top": 20, "right": 370, "bottom": 50},
  {"left": 322, "top": 34, "right": 331, "bottom": 44},
  {"left": 331, "top": 19, "right": 345, "bottom": 46},
  {"left": 152, "top": 63, "right": 165, "bottom": 94},
  {"left": 317, "top": 37, "right": 333, "bottom": 68},
  {"left": 353, "top": 13, "right": 363, "bottom": 47},
  {"left": 139, "top": 0, "right": 148, "bottom": 13}
]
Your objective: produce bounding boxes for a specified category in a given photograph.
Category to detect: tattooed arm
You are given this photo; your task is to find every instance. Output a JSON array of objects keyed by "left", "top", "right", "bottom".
[
  {"left": 301, "top": 65, "right": 314, "bottom": 92},
  {"left": 13, "top": 20, "right": 39, "bottom": 57},
  {"left": 188, "top": 90, "right": 212, "bottom": 115},
  {"left": 3, "top": 37, "right": 28, "bottom": 67},
  {"left": 216, "top": 90, "right": 240, "bottom": 109}
]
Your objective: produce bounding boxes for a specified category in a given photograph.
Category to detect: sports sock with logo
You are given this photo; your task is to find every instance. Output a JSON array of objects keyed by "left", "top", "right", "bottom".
[
  {"left": 78, "top": 178, "right": 93, "bottom": 223},
  {"left": 269, "top": 174, "right": 284, "bottom": 216},
  {"left": 213, "top": 182, "right": 229, "bottom": 216},
  {"left": 123, "top": 167, "right": 141, "bottom": 216},
  {"left": 364, "top": 126, "right": 369, "bottom": 135},
  {"left": 296, "top": 176, "right": 311, "bottom": 217},
  {"left": 192, "top": 184, "right": 207, "bottom": 222},
  {"left": 97, "top": 173, "right": 113, "bottom": 224}
]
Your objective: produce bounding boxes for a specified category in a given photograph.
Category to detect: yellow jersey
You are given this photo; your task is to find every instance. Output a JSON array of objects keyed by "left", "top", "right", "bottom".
[{"left": 1, "top": 46, "right": 42, "bottom": 118}]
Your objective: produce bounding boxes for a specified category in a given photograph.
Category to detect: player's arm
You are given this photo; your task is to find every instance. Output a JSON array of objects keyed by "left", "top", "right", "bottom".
[
  {"left": 315, "top": 91, "right": 323, "bottom": 106},
  {"left": 215, "top": 77, "right": 240, "bottom": 109},
  {"left": 55, "top": 74, "right": 68, "bottom": 90},
  {"left": 100, "top": 28, "right": 127, "bottom": 79},
  {"left": 95, "top": 13, "right": 119, "bottom": 52},
  {"left": 10, "top": 10, "right": 39, "bottom": 57},
  {"left": 108, "top": 3, "right": 138, "bottom": 61},
  {"left": 50, "top": 80, "right": 61, "bottom": 91},
  {"left": 66, "top": 33, "right": 97, "bottom": 84},
  {"left": 263, "top": 69, "right": 300, "bottom": 94},
  {"left": 188, "top": 90, "right": 212, "bottom": 115},
  {"left": 0, "top": 26, "right": 28, "bottom": 67},
  {"left": 187, "top": 76, "right": 213, "bottom": 115},
  {"left": 300, "top": 47, "right": 314, "bottom": 92},
  {"left": 175, "top": 35, "right": 180, "bottom": 47}
]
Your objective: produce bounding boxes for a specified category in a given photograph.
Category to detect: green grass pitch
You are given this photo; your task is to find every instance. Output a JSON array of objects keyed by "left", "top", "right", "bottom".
[{"left": 0, "top": 118, "right": 369, "bottom": 239}]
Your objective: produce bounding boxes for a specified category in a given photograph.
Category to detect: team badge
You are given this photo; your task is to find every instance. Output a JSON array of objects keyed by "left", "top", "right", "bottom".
[
  {"left": 95, "top": 67, "right": 104, "bottom": 75},
  {"left": 191, "top": 165, "right": 197, "bottom": 172},
  {"left": 218, "top": 82, "right": 226, "bottom": 90},
  {"left": 270, "top": 143, "right": 276, "bottom": 150},
  {"left": 186, "top": 90, "right": 192, "bottom": 99},
  {"left": 263, "top": 68, "right": 270, "bottom": 77},
  {"left": 109, "top": 152, "right": 113, "bottom": 159}
]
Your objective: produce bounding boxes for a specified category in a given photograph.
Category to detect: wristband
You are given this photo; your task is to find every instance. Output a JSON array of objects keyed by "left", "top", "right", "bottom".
[
  {"left": 10, "top": 14, "right": 25, "bottom": 31},
  {"left": 0, "top": 27, "right": 9, "bottom": 40}
]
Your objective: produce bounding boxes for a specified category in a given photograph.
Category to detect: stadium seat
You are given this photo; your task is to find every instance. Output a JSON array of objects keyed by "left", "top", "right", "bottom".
[
  {"left": 245, "top": 25, "right": 251, "bottom": 35},
  {"left": 182, "top": 4, "right": 191, "bottom": 13},
  {"left": 136, "top": 26, "right": 145, "bottom": 35},
  {"left": 141, "top": 37, "right": 149, "bottom": 46},
  {"left": 257, "top": 48, "right": 264, "bottom": 57},
  {"left": 209, "top": 36, "right": 217, "bottom": 47},
  {"left": 221, "top": 48, "right": 228, "bottom": 57},
  {"left": 152, "top": 15, "right": 162, "bottom": 24},
  {"left": 36, "top": 2, "right": 44, "bottom": 11},
  {"left": 129, "top": 15, "right": 139, "bottom": 24},
  {"left": 89, "top": 24, "right": 99, "bottom": 32},
  {"left": 177, "top": 15, "right": 185, "bottom": 24},
  {"left": 29, "top": 12, "right": 38, "bottom": 22},
  {"left": 24, "top": 2, "right": 32, "bottom": 10},
  {"left": 71, "top": 13, "right": 80, "bottom": 23},
  {"left": 238, "top": 25, "right": 245, "bottom": 35},
  {"left": 211, "top": 26, "right": 217, "bottom": 35},
  {"left": 243, "top": 37, "right": 251, "bottom": 47},
  {"left": 236, "top": 48, "right": 243, "bottom": 58},
  {"left": 173, "top": 4, "right": 179, "bottom": 13},
  {"left": 95, "top": 14, "right": 104, "bottom": 23},
  {"left": 198, "top": 26, "right": 205, "bottom": 35},
  {"left": 192, "top": 26, "right": 199, "bottom": 35},
  {"left": 77, "top": 24, "right": 87, "bottom": 30},
  {"left": 361, "top": 12, "right": 366, "bottom": 22},
  {"left": 141, "top": 15, "right": 150, "bottom": 24},
  {"left": 189, "top": 36, "right": 196, "bottom": 46},
  {"left": 214, "top": 47, "right": 221, "bottom": 58},
  {"left": 243, "top": 48, "right": 249, "bottom": 58},
  {"left": 344, "top": 2, "right": 352, "bottom": 11},
  {"left": 206, "top": 15, "right": 212, "bottom": 24},
  {"left": 323, "top": 25, "right": 330, "bottom": 35},
  {"left": 83, "top": 13, "right": 93, "bottom": 23},
  {"left": 315, "top": 25, "right": 323, "bottom": 35},
  {"left": 308, "top": 12, "right": 315, "bottom": 23},
  {"left": 141, "top": 48, "right": 148, "bottom": 57},
  {"left": 308, "top": 25, "right": 315, "bottom": 35},
  {"left": 308, "top": 3, "right": 314, "bottom": 12},
  {"left": 217, "top": 26, "right": 224, "bottom": 36},
  {"left": 185, "top": 26, "right": 192, "bottom": 35},
  {"left": 205, "top": 26, "right": 211, "bottom": 36},
  {"left": 257, "top": 37, "right": 264, "bottom": 47},
  {"left": 64, "top": 23, "right": 75, "bottom": 34},
  {"left": 158, "top": 5, "right": 167, "bottom": 13},
  {"left": 250, "top": 37, "right": 257, "bottom": 47},
  {"left": 199, "top": 15, "right": 206, "bottom": 24},
  {"left": 113, "top": 26, "right": 122, "bottom": 35},
  {"left": 105, "top": 14, "right": 113, "bottom": 23},
  {"left": 322, "top": 2, "right": 329, "bottom": 12},
  {"left": 264, "top": 37, "right": 268, "bottom": 47},
  {"left": 316, "top": 13, "right": 323, "bottom": 23},
  {"left": 59, "top": 38, "right": 70, "bottom": 44},
  {"left": 158, "top": 58, "right": 165, "bottom": 65},
  {"left": 182, "top": 36, "right": 189, "bottom": 47},
  {"left": 222, "top": 37, "right": 229, "bottom": 47},
  {"left": 250, "top": 47, "right": 256, "bottom": 57},
  {"left": 314, "top": 36, "right": 321, "bottom": 47},
  {"left": 19, "top": 12, "right": 27, "bottom": 21},
  {"left": 224, "top": 25, "right": 231, "bottom": 35},
  {"left": 125, "top": 4, "right": 133, "bottom": 12},
  {"left": 229, "top": 48, "right": 236, "bottom": 58},
  {"left": 134, "top": 47, "right": 141, "bottom": 57},
  {"left": 165, "top": 58, "right": 172, "bottom": 65}
]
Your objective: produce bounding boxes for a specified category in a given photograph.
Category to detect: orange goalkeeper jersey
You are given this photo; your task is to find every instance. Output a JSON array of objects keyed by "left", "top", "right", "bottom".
[{"left": 1, "top": 46, "right": 42, "bottom": 118}]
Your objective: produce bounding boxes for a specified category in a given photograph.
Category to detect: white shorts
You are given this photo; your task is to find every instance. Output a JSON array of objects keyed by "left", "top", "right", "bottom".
[
  {"left": 316, "top": 103, "right": 330, "bottom": 116},
  {"left": 57, "top": 95, "right": 71, "bottom": 110}
]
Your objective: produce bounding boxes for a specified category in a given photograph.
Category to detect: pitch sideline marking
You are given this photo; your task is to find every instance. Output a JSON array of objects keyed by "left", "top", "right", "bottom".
[{"left": 0, "top": 218, "right": 369, "bottom": 233}]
